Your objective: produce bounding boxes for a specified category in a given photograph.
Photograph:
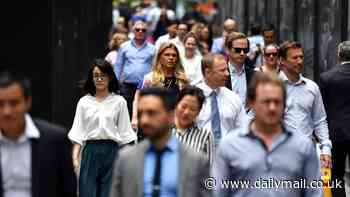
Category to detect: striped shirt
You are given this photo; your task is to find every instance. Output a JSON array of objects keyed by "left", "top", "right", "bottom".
[{"left": 172, "top": 124, "right": 214, "bottom": 165}]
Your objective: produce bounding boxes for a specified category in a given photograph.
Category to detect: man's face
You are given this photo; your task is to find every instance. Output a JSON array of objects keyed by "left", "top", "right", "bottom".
[
  {"left": 229, "top": 38, "right": 249, "bottom": 65},
  {"left": 251, "top": 83, "right": 284, "bottom": 127},
  {"left": 0, "top": 83, "right": 31, "bottom": 133},
  {"left": 137, "top": 95, "right": 173, "bottom": 140},
  {"left": 167, "top": 24, "right": 178, "bottom": 38},
  {"left": 134, "top": 23, "right": 147, "bottom": 41},
  {"left": 263, "top": 31, "right": 275, "bottom": 45},
  {"left": 281, "top": 48, "right": 304, "bottom": 76},
  {"left": 205, "top": 57, "right": 229, "bottom": 88},
  {"left": 177, "top": 24, "right": 188, "bottom": 39}
]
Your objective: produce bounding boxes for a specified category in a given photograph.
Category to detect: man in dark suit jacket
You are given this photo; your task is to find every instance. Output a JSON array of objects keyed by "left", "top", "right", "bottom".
[
  {"left": 224, "top": 32, "right": 255, "bottom": 109},
  {"left": 320, "top": 41, "right": 350, "bottom": 197},
  {"left": 0, "top": 70, "right": 77, "bottom": 197},
  {"left": 109, "top": 87, "right": 211, "bottom": 197}
]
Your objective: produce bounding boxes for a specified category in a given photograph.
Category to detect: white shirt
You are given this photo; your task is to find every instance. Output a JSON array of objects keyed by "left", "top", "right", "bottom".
[
  {"left": 68, "top": 93, "right": 136, "bottom": 145},
  {"left": 155, "top": 34, "right": 182, "bottom": 50},
  {"left": 228, "top": 62, "right": 247, "bottom": 107},
  {"left": 180, "top": 52, "right": 203, "bottom": 85},
  {"left": 0, "top": 114, "right": 40, "bottom": 197},
  {"left": 196, "top": 82, "right": 248, "bottom": 137}
]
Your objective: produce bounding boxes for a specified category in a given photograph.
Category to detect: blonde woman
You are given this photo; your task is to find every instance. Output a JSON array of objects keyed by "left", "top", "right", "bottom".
[{"left": 131, "top": 42, "right": 189, "bottom": 132}]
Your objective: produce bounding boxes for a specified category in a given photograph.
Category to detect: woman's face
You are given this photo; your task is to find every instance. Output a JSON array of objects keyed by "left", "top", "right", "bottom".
[
  {"left": 113, "top": 34, "right": 128, "bottom": 48},
  {"left": 92, "top": 66, "right": 110, "bottom": 91},
  {"left": 200, "top": 27, "right": 210, "bottom": 40},
  {"left": 175, "top": 95, "right": 200, "bottom": 128},
  {"left": 160, "top": 47, "right": 178, "bottom": 68},
  {"left": 184, "top": 37, "right": 197, "bottom": 54},
  {"left": 264, "top": 46, "right": 278, "bottom": 67}
]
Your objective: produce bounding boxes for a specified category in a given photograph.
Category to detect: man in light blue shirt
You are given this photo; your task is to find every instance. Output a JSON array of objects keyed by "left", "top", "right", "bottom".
[
  {"left": 279, "top": 41, "right": 332, "bottom": 169},
  {"left": 213, "top": 72, "right": 322, "bottom": 197},
  {"left": 114, "top": 20, "right": 156, "bottom": 116},
  {"left": 109, "top": 87, "right": 211, "bottom": 197},
  {"left": 211, "top": 18, "right": 237, "bottom": 55}
]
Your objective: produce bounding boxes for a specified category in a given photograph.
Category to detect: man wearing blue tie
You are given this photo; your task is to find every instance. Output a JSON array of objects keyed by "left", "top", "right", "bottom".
[{"left": 196, "top": 53, "right": 247, "bottom": 147}]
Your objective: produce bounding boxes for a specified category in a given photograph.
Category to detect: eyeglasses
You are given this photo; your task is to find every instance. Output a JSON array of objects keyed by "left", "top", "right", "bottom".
[
  {"left": 264, "top": 52, "right": 278, "bottom": 57},
  {"left": 135, "top": 28, "right": 147, "bottom": 33},
  {"left": 232, "top": 47, "right": 249, "bottom": 54},
  {"left": 93, "top": 74, "right": 108, "bottom": 80}
]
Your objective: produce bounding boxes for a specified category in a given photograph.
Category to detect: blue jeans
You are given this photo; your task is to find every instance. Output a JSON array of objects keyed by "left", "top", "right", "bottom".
[{"left": 79, "top": 140, "right": 119, "bottom": 197}]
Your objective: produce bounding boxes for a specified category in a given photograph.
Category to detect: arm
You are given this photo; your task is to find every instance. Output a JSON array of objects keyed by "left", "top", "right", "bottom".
[
  {"left": 114, "top": 46, "right": 126, "bottom": 79},
  {"left": 212, "top": 143, "right": 230, "bottom": 197},
  {"left": 131, "top": 90, "right": 140, "bottom": 129},
  {"left": 72, "top": 143, "right": 81, "bottom": 171}
]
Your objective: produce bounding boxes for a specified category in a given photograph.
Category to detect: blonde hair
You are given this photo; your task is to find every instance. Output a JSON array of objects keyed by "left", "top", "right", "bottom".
[{"left": 151, "top": 43, "right": 188, "bottom": 87}]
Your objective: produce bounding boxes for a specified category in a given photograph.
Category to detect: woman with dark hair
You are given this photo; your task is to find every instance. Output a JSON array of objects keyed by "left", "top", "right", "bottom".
[
  {"left": 68, "top": 59, "right": 136, "bottom": 197},
  {"left": 172, "top": 85, "right": 214, "bottom": 164},
  {"left": 199, "top": 24, "right": 213, "bottom": 51}
]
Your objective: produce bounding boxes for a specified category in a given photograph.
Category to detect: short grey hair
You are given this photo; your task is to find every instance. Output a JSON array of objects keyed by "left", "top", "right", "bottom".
[{"left": 338, "top": 41, "right": 350, "bottom": 62}]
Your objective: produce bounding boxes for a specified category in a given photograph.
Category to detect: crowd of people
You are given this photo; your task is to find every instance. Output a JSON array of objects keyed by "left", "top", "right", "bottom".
[{"left": 0, "top": 0, "right": 349, "bottom": 197}]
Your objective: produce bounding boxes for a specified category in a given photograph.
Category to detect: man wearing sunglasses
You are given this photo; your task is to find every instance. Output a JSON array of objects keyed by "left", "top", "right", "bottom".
[
  {"left": 225, "top": 32, "right": 255, "bottom": 109},
  {"left": 114, "top": 20, "right": 156, "bottom": 118}
]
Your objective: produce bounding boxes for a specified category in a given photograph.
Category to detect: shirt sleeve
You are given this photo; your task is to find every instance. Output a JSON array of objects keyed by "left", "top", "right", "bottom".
[
  {"left": 114, "top": 46, "right": 125, "bottom": 80},
  {"left": 68, "top": 99, "right": 85, "bottom": 145},
  {"left": 235, "top": 101, "right": 248, "bottom": 129},
  {"left": 312, "top": 86, "right": 332, "bottom": 155},
  {"left": 115, "top": 98, "right": 137, "bottom": 144}
]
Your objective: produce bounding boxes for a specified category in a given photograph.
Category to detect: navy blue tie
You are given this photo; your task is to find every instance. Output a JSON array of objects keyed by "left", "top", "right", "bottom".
[{"left": 211, "top": 91, "right": 221, "bottom": 146}]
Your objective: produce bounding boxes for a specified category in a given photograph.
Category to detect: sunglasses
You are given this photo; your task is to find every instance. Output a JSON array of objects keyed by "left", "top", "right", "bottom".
[
  {"left": 264, "top": 52, "right": 278, "bottom": 57},
  {"left": 135, "top": 28, "right": 147, "bottom": 33},
  {"left": 232, "top": 47, "right": 249, "bottom": 54}
]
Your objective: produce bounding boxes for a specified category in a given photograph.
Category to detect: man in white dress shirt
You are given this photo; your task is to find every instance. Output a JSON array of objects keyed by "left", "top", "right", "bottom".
[
  {"left": 196, "top": 53, "right": 247, "bottom": 147},
  {"left": 154, "top": 19, "right": 182, "bottom": 50}
]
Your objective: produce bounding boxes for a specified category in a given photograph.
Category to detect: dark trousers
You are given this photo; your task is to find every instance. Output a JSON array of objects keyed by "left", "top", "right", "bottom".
[
  {"left": 120, "top": 82, "right": 138, "bottom": 119},
  {"left": 331, "top": 141, "right": 350, "bottom": 197},
  {"left": 79, "top": 140, "right": 119, "bottom": 197}
]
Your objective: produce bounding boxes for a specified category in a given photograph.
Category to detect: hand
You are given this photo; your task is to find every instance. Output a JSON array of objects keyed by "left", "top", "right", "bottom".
[
  {"left": 73, "top": 158, "right": 80, "bottom": 171},
  {"left": 320, "top": 154, "right": 332, "bottom": 169}
]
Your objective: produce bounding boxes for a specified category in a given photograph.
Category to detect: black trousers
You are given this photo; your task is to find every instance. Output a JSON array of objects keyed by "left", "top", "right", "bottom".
[
  {"left": 331, "top": 141, "right": 350, "bottom": 197},
  {"left": 120, "top": 82, "right": 138, "bottom": 119}
]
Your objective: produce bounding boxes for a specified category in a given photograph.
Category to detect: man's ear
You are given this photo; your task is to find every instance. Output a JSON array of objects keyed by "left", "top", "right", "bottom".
[{"left": 25, "top": 96, "right": 32, "bottom": 112}]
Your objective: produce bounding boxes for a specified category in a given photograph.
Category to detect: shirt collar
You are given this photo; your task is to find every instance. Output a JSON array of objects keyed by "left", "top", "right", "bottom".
[
  {"left": 149, "top": 135, "right": 179, "bottom": 153},
  {"left": 199, "top": 81, "right": 221, "bottom": 97},
  {"left": 229, "top": 62, "right": 245, "bottom": 75},
  {"left": 279, "top": 71, "right": 306, "bottom": 85},
  {"left": 131, "top": 39, "right": 148, "bottom": 49},
  {"left": 238, "top": 119, "right": 292, "bottom": 137},
  {"left": 0, "top": 113, "right": 40, "bottom": 143}
]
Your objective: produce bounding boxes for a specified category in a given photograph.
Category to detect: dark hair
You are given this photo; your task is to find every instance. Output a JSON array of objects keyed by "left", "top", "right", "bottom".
[
  {"left": 139, "top": 87, "right": 176, "bottom": 111},
  {"left": 262, "top": 23, "right": 275, "bottom": 33},
  {"left": 0, "top": 69, "right": 31, "bottom": 97},
  {"left": 200, "top": 25, "right": 213, "bottom": 49},
  {"left": 250, "top": 22, "right": 262, "bottom": 36},
  {"left": 83, "top": 59, "right": 120, "bottom": 95},
  {"left": 247, "top": 72, "right": 286, "bottom": 108},
  {"left": 167, "top": 19, "right": 179, "bottom": 27},
  {"left": 278, "top": 41, "right": 303, "bottom": 59},
  {"left": 176, "top": 85, "right": 205, "bottom": 111}
]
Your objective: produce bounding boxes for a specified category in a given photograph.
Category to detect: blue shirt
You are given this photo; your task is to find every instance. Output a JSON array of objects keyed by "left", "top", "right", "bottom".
[
  {"left": 228, "top": 62, "right": 247, "bottom": 107},
  {"left": 143, "top": 136, "right": 179, "bottom": 197},
  {"left": 279, "top": 71, "right": 332, "bottom": 155},
  {"left": 213, "top": 121, "right": 322, "bottom": 197},
  {"left": 114, "top": 39, "right": 156, "bottom": 85},
  {"left": 211, "top": 37, "right": 225, "bottom": 54}
]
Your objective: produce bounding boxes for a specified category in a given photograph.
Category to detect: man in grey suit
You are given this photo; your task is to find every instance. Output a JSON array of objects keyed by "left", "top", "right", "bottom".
[{"left": 109, "top": 87, "right": 211, "bottom": 197}]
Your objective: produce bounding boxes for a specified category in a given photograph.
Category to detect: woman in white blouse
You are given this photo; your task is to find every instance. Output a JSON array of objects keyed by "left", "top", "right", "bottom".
[
  {"left": 180, "top": 32, "right": 203, "bottom": 85},
  {"left": 68, "top": 59, "right": 136, "bottom": 197}
]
